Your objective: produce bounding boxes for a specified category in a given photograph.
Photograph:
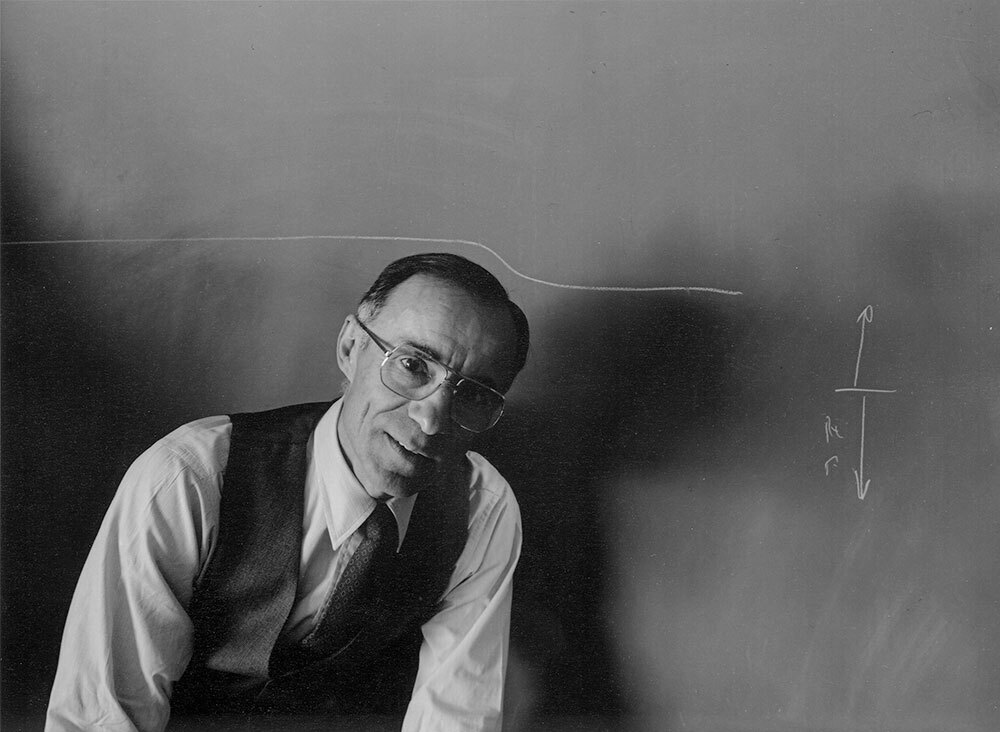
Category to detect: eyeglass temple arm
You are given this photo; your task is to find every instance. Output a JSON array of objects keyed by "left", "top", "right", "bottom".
[{"left": 353, "top": 314, "right": 393, "bottom": 356}]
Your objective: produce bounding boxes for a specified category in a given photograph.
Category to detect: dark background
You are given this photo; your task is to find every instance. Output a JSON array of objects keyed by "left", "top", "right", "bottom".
[{"left": 3, "top": 2, "right": 998, "bottom": 731}]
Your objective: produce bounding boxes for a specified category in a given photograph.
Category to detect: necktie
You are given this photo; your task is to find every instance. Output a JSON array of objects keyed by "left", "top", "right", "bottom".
[{"left": 299, "top": 501, "right": 399, "bottom": 655}]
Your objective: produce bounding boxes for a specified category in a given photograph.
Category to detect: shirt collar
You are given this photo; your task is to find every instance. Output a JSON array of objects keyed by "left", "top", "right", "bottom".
[{"left": 313, "top": 399, "right": 413, "bottom": 550}]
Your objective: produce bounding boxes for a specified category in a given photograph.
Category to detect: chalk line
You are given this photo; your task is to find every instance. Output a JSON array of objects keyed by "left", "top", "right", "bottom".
[
  {"left": 834, "top": 388, "right": 897, "bottom": 394},
  {"left": 6, "top": 235, "right": 744, "bottom": 296},
  {"left": 853, "top": 395, "right": 871, "bottom": 500},
  {"left": 853, "top": 305, "right": 873, "bottom": 387}
]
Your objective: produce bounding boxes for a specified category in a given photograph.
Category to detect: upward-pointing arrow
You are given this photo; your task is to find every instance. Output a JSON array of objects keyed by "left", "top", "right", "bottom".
[{"left": 854, "top": 305, "right": 873, "bottom": 388}]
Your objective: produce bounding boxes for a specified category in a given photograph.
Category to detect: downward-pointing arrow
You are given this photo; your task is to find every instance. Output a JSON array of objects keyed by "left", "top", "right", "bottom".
[{"left": 852, "top": 395, "right": 871, "bottom": 500}]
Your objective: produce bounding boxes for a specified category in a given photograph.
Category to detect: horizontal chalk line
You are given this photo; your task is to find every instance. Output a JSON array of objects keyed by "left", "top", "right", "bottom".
[
  {"left": 5, "top": 235, "right": 744, "bottom": 296},
  {"left": 834, "top": 388, "right": 898, "bottom": 394}
]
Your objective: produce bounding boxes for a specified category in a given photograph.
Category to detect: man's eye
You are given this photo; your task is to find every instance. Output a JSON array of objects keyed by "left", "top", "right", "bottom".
[{"left": 399, "top": 356, "right": 428, "bottom": 375}]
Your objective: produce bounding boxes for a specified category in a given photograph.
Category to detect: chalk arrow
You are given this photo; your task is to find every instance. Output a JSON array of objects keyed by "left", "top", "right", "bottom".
[
  {"left": 854, "top": 306, "right": 873, "bottom": 388},
  {"left": 852, "top": 394, "right": 871, "bottom": 500},
  {"left": 854, "top": 470, "right": 871, "bottom": 501}
]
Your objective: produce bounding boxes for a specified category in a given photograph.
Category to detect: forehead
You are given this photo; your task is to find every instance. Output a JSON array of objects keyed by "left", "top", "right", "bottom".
[{"left": 369, "top": 274, "right": 516, "bottom": 385}]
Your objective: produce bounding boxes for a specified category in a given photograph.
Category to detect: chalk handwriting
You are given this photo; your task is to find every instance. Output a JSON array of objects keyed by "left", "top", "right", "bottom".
[
  {"left": 824, "top": 415, "right": 844, "bottom": 443},
  {"left": 823, "top": 415, "right": 843, "bottom": 478},
  {"left": 824, "top": 456, "right": 839, "bottom": 476}
]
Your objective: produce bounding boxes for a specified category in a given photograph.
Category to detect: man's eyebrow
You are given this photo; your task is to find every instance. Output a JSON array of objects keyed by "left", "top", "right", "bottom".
[
  {"left": 400, "top": 339, "right": 501, "bottom": 390},
  {"left": 400, "top": 338, "right": 443, "bottom": 362}
]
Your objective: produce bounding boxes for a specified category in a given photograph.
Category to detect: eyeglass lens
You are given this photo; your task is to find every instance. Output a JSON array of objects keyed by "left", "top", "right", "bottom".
[{"left": 382, "top": 349, "right": 502, "bottom": 432}]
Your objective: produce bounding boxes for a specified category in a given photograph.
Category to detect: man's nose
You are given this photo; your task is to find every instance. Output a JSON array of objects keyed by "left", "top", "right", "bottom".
[{"left": 407, "top": 385, "right": 452, "bottom": 435}]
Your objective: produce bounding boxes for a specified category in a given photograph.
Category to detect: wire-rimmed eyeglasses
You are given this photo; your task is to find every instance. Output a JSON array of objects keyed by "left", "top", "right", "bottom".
[{"left": 353, "top": 315, "right": 505, "bottom": 433}]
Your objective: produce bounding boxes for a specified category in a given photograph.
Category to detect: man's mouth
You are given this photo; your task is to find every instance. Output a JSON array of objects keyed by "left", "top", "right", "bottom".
[{"left": 387, "top": 434, "right": 434, "bottom": 464}]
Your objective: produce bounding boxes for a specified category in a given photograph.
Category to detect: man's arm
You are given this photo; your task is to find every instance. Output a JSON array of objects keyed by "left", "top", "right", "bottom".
[
  {"left": 45, "top": 420, "right": 226, "bottom": 732},
  {"left": 402, "top": 458, "right": 522, "bottom": 732}
]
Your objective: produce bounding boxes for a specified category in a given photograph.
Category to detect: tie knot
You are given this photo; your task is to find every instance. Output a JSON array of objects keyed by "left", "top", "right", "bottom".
[{"left": 367, "top": 501, "right": 398, "bottom": 554}]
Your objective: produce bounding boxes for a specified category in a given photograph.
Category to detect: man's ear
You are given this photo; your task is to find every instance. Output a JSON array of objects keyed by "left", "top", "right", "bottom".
[{"left": 336, "top": 315, "right": 360, "bottom": 382}]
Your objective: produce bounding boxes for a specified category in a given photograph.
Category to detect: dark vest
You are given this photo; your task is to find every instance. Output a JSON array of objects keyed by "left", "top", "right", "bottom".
[{"left": 170, "top": 402, "right": 469, "bottom": 718}]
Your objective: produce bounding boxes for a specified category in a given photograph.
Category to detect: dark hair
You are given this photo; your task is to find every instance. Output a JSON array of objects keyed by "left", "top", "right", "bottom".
[{"left": 358, "top": 253, "right": 530, "bottom": 382}]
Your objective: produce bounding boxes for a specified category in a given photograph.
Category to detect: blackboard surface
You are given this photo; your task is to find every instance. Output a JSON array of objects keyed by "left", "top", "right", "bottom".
[{"left": 2, "top": 2, "right": 997, "bottom": 731}]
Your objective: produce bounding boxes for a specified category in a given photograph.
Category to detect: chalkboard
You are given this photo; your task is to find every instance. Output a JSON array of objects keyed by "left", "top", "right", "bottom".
[{"left": 2, "top": 2, "right": 998, "bottom": 731}]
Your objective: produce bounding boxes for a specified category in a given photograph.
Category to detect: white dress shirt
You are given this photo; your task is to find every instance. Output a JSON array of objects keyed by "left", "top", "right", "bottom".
[{"left": 45, "top": 400, "right": 521, "bottom": 732}]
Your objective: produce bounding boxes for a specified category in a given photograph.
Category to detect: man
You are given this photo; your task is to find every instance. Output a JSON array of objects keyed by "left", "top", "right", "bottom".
[{"left": 46, "top": 253, "right": 530, "bottom": 731}]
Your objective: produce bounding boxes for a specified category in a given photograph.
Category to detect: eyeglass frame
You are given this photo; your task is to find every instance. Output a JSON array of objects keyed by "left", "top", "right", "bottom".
[{"left": 352, "top": 314, "right": 506, "bottom": 433}]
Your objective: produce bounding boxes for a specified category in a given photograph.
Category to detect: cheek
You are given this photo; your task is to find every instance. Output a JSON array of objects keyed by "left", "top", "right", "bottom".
[
  {"left": 351, "top": 386, "right": 407, "bottom": 430},
  {"left": 341, "top": 384, "right": 379, "bottom": 437}
]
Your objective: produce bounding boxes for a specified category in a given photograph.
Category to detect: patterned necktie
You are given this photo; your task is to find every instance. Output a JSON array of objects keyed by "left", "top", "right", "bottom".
[{"left": 299, "top": 501, "right": 399, "bottom": 655}]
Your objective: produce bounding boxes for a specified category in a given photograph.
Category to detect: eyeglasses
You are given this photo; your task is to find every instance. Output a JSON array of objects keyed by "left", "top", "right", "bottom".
[{"left": 353, "top": 315, "right": 506, "bottom": 433}]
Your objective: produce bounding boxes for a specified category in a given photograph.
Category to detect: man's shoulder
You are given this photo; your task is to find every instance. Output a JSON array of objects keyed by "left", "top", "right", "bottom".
[
  {"left": 104, "top": 416, "right": 234, "bottom": 544},
  {"left": 464, "top": 451, "right": 520, "bottom": 519},
  {"left": 465, "top": 451, "right": 508, "bottom": 489},
  {"left": 141, "top": 414, "right": 233, "bottom": 479}
]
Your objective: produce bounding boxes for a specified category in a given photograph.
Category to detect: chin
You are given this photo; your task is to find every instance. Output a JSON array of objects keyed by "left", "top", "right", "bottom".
[
  {"left": 366, "top": 456, "right": 429, "bottom": 496},
  {"left": 372, "top": 474, "right": 424, "bottom": 500},
  {"left": 387, "top": 484, "right": 422, "bottom": 500}
]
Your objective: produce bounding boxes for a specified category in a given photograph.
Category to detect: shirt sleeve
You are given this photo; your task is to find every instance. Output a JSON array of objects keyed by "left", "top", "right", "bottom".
[
  {"left": 402, "top": 462, "right": 523, "bottom": 732},
  {"left": 45, "top": 420, "right": 226, "bottom": 732}
]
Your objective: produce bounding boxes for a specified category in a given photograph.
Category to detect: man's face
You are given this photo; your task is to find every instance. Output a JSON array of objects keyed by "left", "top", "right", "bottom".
[{"left": 336, "top": 274, "right": 518, "bottom": 501}]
